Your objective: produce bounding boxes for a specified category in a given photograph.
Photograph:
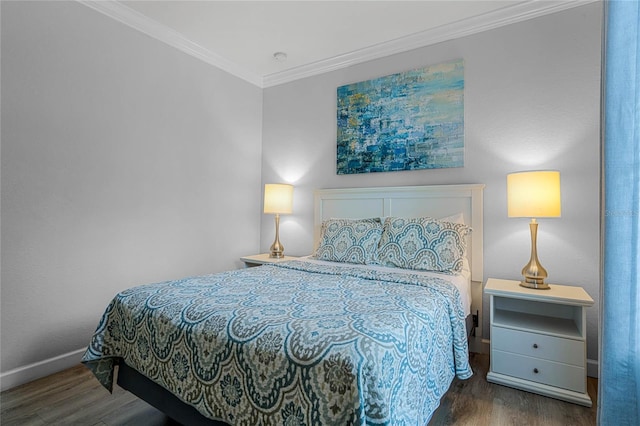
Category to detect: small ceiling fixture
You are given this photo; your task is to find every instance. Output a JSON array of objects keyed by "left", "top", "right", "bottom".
[{"left": 273, "top": 51, "right": 287, "bottom": 62}]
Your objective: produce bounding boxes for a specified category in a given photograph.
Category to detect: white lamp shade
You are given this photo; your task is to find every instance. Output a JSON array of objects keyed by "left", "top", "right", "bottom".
[
  {"left": 264, "top": 184, "right": 293, "bottom": 214},
  {"left": 507, "top": 171, "right": 561, "bottom": 218}
]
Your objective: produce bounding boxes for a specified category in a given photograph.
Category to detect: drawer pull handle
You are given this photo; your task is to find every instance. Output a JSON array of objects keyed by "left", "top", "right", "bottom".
[
  {"left": 533, "top": 343, "right": 538, "bottom": 349},
  {"left": 533, "top": 368, "right": 539, "bottom": 374}
]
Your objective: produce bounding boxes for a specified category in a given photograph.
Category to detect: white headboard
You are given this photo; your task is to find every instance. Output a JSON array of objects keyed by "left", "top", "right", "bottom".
[{"left": 313, "top": 184, "right": 485, "bottom": 283}]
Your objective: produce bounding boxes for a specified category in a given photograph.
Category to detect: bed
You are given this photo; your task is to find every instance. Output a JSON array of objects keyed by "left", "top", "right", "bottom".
[{"left": 82, "top": 184, "right": 485, "bottom": 425}]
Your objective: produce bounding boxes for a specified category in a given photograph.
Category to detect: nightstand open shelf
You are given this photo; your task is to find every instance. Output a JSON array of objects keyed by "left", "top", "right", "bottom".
[
  {"left": 485, "top": 278, "right": 594, "bottom": 407},
  {"left": 493, "top": 303, "right": 582, "bottom": 339}
]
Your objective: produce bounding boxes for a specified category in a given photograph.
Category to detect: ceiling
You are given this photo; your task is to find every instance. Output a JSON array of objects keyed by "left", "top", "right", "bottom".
[{"left": 81, "top": 1, "right": 594, "bottom": 87}]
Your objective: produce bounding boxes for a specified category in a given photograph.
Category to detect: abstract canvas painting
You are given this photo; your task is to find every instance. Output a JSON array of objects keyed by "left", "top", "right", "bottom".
[{"left": 337, "top": 59, "right": 464, "bottom": 174}]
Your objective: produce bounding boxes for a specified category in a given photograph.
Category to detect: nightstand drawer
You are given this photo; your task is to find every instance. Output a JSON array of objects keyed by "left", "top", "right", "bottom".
[
  {"left": 492, "top": 350, "right": 586, "bottom": 393},
  {"left": 492, "top": 326, "right": 584, "bottom": 366}
]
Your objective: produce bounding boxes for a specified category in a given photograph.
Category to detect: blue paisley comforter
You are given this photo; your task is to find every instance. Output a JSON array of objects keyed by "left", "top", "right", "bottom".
[{"left": 82, "top": 260, "right": 472, "bottom": 425}]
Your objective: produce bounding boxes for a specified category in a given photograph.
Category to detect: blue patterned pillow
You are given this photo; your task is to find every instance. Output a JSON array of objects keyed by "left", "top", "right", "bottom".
[
  {"left": 314, "top": 218, "right": 383, "bottom": 265},
  {"left": 378, "top": 217, "right": 471, "bottom": 273}
]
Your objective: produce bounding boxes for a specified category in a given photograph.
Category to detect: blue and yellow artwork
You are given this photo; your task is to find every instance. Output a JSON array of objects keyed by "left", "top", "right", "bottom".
[{"left": 337, "top": 59, "right": 464, "bottom": 174}]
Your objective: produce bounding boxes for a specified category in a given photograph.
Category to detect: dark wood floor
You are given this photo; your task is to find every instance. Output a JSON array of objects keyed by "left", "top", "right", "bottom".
[{"left": 1, "top": 352, "right": 597, "bottom": 426}]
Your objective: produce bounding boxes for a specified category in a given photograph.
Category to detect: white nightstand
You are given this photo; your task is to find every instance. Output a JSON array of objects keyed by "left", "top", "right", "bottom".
[
  {"left": 240, "top": 253, "right": 299, "bottom": 267},
  {"left": 485, "top": 278, "right": 594, "bottom": 407}
]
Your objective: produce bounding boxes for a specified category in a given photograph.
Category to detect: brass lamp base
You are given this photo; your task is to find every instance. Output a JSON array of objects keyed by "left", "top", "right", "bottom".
[
  {"left": 519, "top": 219, "right": 551, "bottom": 290},
  {"left": 269, "top": 247, "right": 284, "bottom": 259},
  {"left": 520, "top": 279, "right": 550, "bottom": 290},
  {"left": 269, "top": 213, "right": 285, "bottom": 258}
]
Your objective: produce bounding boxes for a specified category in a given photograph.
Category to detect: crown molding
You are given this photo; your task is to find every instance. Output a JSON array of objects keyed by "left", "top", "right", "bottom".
[
  {"left": 79, "top": 0, "right": 599, "bottom": 89},
  {"left": 263, "top": 0, "right": 600, "bottom": 87},
  {"left": 78, "top": 0, "right": 264, "bottom": 87}
]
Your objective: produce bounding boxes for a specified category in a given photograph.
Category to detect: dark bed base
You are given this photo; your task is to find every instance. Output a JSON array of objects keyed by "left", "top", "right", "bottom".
[
  {"left": 116, "top": 314, "right": 475, "bottom": 425},
  {"left": 465, "top": 311, "right": 475, "bottom": 339},
  {"left": 117, "top": 362, "right": 229, "bottom": 425}
]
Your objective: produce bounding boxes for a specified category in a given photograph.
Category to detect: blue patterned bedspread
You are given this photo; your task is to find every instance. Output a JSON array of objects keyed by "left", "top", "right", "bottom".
[{"left": 82, "top": 260, "right": 472, "bottom": 425}]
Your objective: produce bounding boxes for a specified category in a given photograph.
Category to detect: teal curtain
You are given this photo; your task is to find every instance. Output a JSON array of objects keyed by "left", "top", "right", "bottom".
[{"left": 600, "top": 0, "right": 640, "bottom": 424}]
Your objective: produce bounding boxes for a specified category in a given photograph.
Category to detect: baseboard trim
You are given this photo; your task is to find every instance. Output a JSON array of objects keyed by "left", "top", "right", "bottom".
[
  {"left": 0, "top": 348, "right": 86, "bottom": 392},
  {"left": 587, "top": 358, "right": 599, "bottom": 378}
]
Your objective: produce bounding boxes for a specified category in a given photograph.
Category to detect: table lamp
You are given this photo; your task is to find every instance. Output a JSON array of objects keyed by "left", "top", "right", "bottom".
[
  {"left": 263, "top": 183, "right": 293, "bottom": 258},
  {"left": 507, "top": 170, "right": 561, "bottom": 289}
]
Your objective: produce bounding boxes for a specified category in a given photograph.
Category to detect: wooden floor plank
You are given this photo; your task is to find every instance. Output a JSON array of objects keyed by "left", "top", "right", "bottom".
[
  {"left": 35, "top": 381, "right": 114, "bottom": 423},
  {"left": 99, "top": 398, "right": 177, "bottom": 426},
  {"left": 0, "top": 365, "right": 90, "bottom": 410},
  {"left": 1, "top": 353, "right": 597, "bottom": 425}
]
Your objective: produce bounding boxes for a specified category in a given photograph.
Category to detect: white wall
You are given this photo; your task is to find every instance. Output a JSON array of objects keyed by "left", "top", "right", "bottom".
[
  {"left": 261, "top": 3, "right": 602, "bottom": 371},
  {"left": 1, "top": 1, "right": 263, "bottom": 388}
]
